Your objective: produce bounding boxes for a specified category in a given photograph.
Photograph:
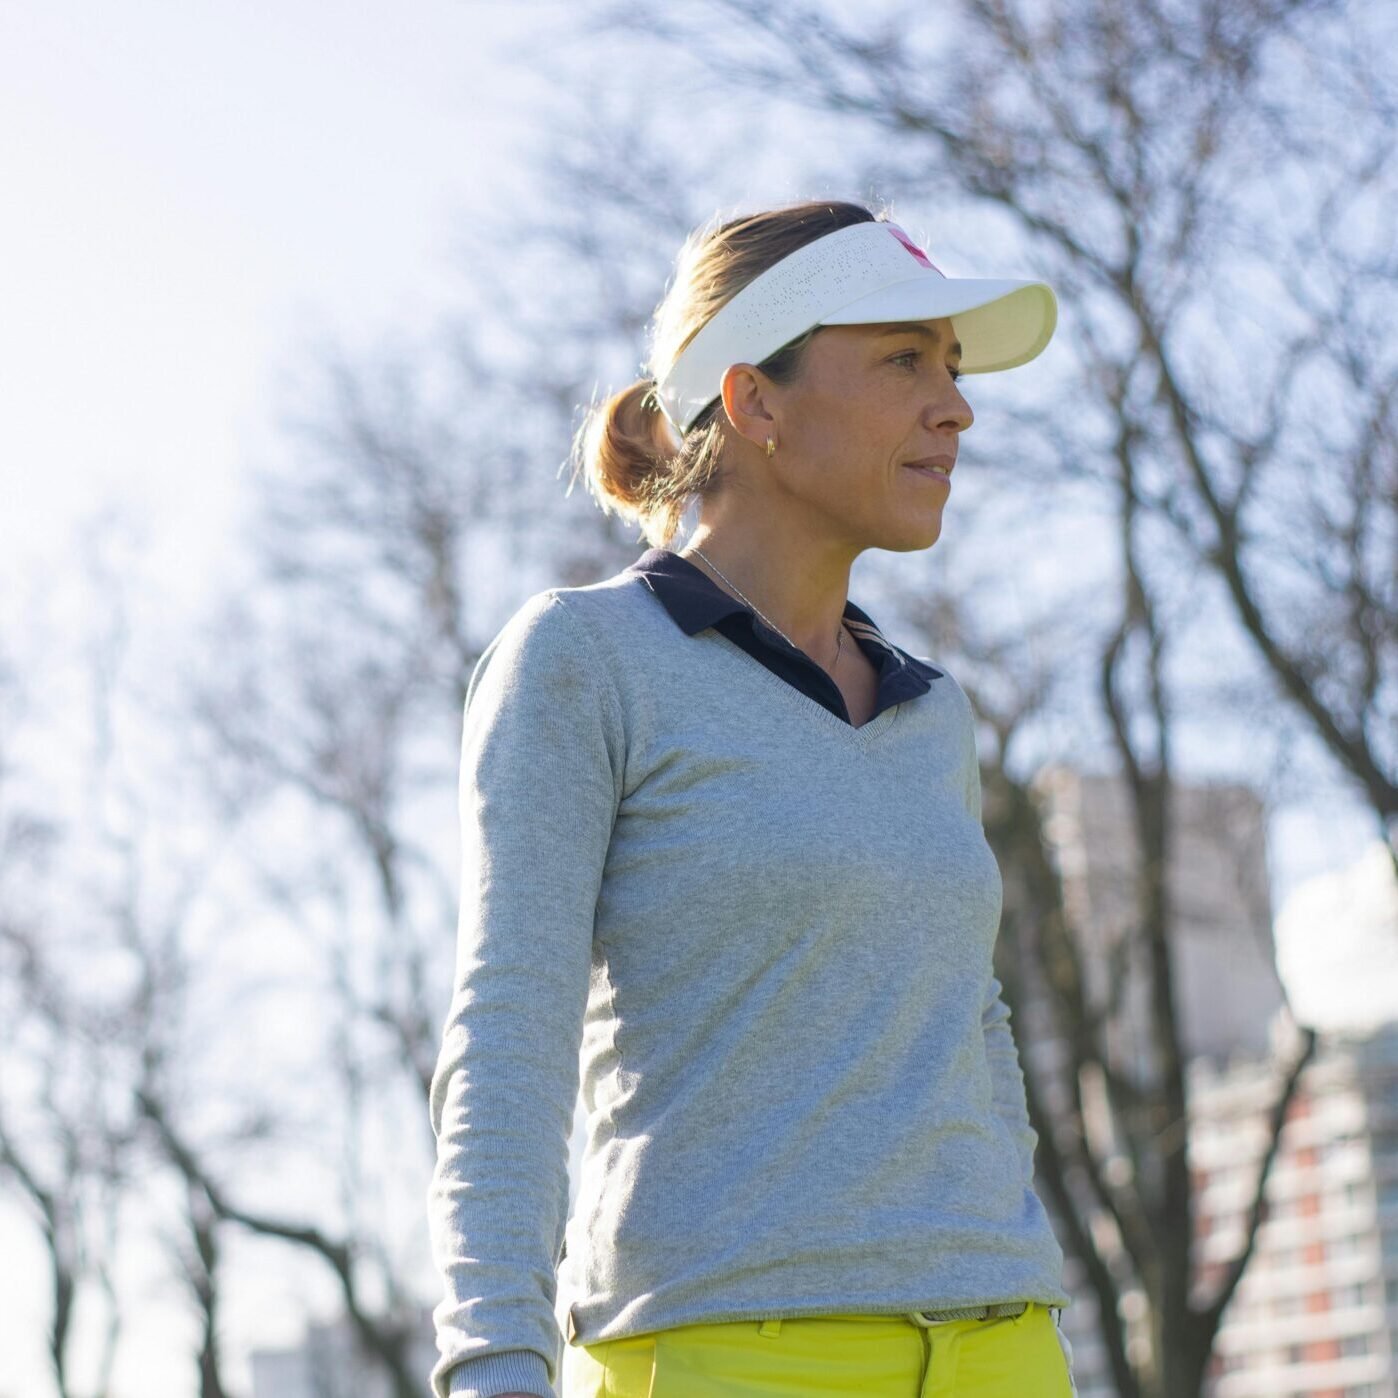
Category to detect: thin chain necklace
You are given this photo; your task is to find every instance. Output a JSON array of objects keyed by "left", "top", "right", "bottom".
[{"left": 686, "top": 546, "right": 846, "bottom": 672}]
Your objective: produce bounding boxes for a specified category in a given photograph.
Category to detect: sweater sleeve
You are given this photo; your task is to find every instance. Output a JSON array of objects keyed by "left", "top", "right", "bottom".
[
  {"left": 958, "top": 693, "right": 1041, "bottom": 1194},
  {"left": 426, "top": 591, "right": 625, "bottom": 1398}
]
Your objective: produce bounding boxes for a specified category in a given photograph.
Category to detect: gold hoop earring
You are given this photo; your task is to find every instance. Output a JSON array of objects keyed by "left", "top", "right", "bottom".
[{"left": 765, "top": 436, "right": 776, "bottom": 458}]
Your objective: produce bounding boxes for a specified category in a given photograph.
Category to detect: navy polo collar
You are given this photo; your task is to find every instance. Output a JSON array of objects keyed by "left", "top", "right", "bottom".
[{"left": 623, "top": 547, "right": 942, "bottom": 717}]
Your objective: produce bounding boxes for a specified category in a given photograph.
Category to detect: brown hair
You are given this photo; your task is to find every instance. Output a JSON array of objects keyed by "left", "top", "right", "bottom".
[{"left": 567, "top": 197, "right": 889, "bottom": 550}]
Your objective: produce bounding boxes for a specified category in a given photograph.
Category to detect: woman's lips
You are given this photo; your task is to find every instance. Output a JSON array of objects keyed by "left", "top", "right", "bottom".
[{"left": 904, "top": 463, "right": 951, "bottom": 485}]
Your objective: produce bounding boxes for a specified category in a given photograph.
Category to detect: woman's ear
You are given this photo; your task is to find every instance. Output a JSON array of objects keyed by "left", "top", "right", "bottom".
[{"left": 718, "top": 363, "right": 778, "bottom": 455}]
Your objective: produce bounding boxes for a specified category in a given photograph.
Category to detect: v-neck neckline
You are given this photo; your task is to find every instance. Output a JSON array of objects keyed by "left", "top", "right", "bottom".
[{"left": 701, "top": 627, "right": 902, "bottom": 745}]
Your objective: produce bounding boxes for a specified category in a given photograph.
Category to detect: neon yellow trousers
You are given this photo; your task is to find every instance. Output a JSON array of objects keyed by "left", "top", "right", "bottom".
[{"left": 562, "top": 1302, "right": 1078, "bottom": 1396}]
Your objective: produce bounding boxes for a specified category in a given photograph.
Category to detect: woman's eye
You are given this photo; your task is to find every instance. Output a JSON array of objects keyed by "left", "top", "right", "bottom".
[{"left": 892, "top": 350, "right": 962, "bottom": 383}]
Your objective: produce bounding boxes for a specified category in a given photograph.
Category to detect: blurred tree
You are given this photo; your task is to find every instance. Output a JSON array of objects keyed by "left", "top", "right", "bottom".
[
  {"left": 0, "top": 547, "right": 223, "bottom": 1398},
  {"left": 556, "top": 0, "right": 1387, "bottom": 1393}
]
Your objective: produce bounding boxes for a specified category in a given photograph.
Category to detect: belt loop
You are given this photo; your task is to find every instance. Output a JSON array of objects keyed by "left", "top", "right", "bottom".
[{"left": 758, "top": 1318, "right": 782, "bottom": 1337}]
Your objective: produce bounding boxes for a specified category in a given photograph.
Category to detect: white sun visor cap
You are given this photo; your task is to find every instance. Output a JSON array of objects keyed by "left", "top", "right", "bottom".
[{"left": 653, "top": 219, "right": 1057, "bottom": 437}]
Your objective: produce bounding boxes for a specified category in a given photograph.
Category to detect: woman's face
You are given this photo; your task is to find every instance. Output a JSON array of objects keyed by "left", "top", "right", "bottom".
[{"left": 750, "top": 316, "right": 974, "bottom": 552}]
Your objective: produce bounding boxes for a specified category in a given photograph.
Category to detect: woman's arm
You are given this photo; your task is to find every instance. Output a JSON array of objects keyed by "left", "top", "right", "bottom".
[{"left": 427, "top": 591, "right": 626, "bottom": 1398}]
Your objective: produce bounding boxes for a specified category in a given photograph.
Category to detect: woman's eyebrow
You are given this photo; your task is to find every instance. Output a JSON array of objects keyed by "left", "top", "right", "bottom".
[{"left": 870, "top": 325, "right": 963, "bottom": 356}]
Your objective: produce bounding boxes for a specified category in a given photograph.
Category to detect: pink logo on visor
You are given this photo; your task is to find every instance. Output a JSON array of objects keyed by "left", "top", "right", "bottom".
[{"left": 886, "top": 224, "right": 942, "bottom": 275}]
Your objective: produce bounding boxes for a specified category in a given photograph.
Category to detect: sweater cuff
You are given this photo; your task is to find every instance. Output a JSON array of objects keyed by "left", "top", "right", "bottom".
[{"left": 444, "top": 1347, "right": 554, "bottom": 1398}]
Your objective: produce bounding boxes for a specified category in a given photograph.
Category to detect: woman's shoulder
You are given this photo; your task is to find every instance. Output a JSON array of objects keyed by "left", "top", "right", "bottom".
[
  {"left": 485, "top": 570, "right": 650, "bottom": 640},
  {"left": 467, "top": 574, "right": 662, "bottom": 713},
  {"left": 495, "top": 572, "right": 668, "bottom": 668},
  {"left": 547, "top": 568, "right": 664, "bottom": 629}
]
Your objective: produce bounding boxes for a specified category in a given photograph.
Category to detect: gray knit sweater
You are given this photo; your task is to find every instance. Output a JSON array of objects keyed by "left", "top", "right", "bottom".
[{"left": 426, "top": 573, "right": 1069, "bottom": 1398}]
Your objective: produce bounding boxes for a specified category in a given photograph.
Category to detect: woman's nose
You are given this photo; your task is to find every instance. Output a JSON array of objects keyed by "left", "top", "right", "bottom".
[{"left": 929, "top": 382, "right": 973, "bottom": 434}]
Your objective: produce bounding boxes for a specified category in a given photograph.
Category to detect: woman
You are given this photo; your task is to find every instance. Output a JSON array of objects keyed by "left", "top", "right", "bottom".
[{"left": 426, "top": 198, "right": 1079, "bottom": 1398}]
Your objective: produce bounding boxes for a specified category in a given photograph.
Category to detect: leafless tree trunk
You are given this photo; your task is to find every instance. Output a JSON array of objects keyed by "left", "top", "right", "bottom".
[
  {"left": 0, "top": 727, "right": 129, "bottom": 1398},
  {"left": 958, "top": 518, "right": 1322, "bottom": 1395},
  {"left": 137, "top": 1084, "right": 423, "bottom": 1398},
  {"left": 168, "top": 1183, "right": 230, "bottom": 1398}
]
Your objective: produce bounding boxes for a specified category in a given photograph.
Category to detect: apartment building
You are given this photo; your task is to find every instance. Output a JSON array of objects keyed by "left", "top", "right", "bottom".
[
  {"left": 1027, "top": 766, "right": 1396, "bottom": 1396},
  {"left": 1189, "top": 1025, "right": 1398, "bottom": 1396}
]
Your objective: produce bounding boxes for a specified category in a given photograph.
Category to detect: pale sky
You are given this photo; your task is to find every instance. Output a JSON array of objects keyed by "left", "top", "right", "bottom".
[
  {"left": 0, "top": 0, "right": 563, "bottom": 605},
  {"left": 0, "top": 5, "right": 1392, "bottom": 1396}
]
